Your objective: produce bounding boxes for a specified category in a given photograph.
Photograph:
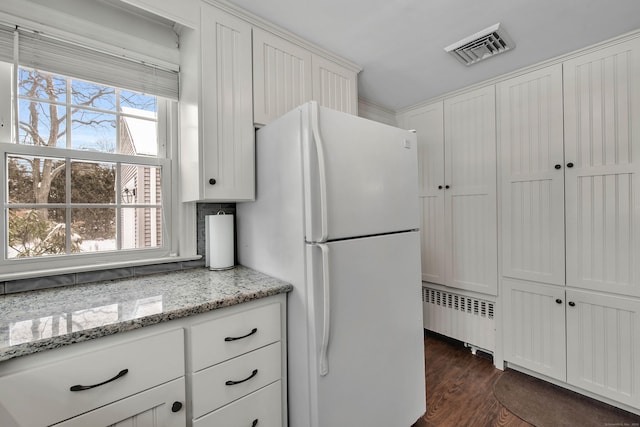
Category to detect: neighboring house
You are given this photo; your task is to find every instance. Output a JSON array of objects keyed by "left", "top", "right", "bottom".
[{"left": 120, "top": 107, "right": 162, "bottom": 249}]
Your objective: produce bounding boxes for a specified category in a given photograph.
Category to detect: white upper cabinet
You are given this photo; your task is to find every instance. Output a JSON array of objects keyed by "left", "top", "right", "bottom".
[
  {"left": 444, "top": 86, "right": 498, "bottom": 295},
  {"left": 312, "top": 54, "right": 358, "bottom": 115},
  {"left": 119, "top": 0, "right": 199, "bottom": 28},
  {"left": 563, "top": 38, "right": 640, "bottom": 297},
  {"left": 180, "top": 4, "right": 255, "bottom": 202},
  {"left": 497, "top": 64, "right": 565, "bottom": 286},
  {"left": 252, "top": 28, "right": 313, "bottom": 126},
  {"left": 253, "top": 27, "right": 359, "bottom": 126}
]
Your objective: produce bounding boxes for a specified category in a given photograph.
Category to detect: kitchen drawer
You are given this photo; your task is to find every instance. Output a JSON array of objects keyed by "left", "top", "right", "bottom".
[
  {"left": 192, "top": 341, "right": 281, "bottom": 418},
  {"left": 54, "top": 377, "right": 185, "bottom": 427},
  {"left": 191, "top": 303, "right": 280, "bottom": 371},
  {"left": 0, "top": 328, "right": 184, "bottom": 427},
  {"left": 193, "top": 380, "right": 282, "bottom": 427}
]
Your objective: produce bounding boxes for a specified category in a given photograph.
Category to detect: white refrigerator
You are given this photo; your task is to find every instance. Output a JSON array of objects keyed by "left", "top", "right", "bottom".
[{"left": 237, "top": 102, "right": 425, "bottom": 427}]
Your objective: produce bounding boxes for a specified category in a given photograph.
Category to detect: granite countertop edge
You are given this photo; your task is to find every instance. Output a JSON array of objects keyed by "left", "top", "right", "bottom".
[{"left": 0, "top": 266, "right": 293, "bottom": 363}]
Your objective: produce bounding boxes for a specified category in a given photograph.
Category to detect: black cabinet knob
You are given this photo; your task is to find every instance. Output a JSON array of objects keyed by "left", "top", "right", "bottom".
[
  {"left": 252, "top": 419, "right": 259, "bottom": 427},
  {"left": 554, "top": 164, "right": 562, "bottom": 170},
  {"left": 568, "top": 301, "right": 576, "bottom": 307},
  {"left": 209, "top": 178, "right": 217, "bottom": 185},
  {"left": 566, "top": 162, "right": 574, "bottom": 168},
  {"left": 445, "top": 185, "right": 450, "bottom": 189},
  {"left": 438, "top": 185, "right": 443, "bottom": 190},
  {"left": 171, "top": 401, "right": 183, "bottom": 413},
  {"left": 555, "top": 298, "right": 562, "bottom": 304}
]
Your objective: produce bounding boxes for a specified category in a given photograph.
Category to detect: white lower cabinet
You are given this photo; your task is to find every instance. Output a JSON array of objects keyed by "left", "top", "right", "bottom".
[
  {"left": 0, "top": 294, "right": 288, "bottom": 427},
  {"left": 188, "top": 298, "right": 286, "bottom": 426},
  {"left": 0, "top": 328, "right": 185, "bottom": 427},
  {"left": 503, "top": 278, "right": 640, "bottom": 410}
]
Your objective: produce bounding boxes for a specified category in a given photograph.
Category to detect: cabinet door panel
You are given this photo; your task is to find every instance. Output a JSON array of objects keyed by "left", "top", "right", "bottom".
[
  {"left": 253, "top": 28, "right": 312, "bottom": 125},
  {"left": 564, "top": 38, "right": 640, "bottom": 296},
  {"left": 311, "top": 55, "right": 357, "bottom": 115},
  {"left": 503, "top": 279, "right": 566, "bottom": 381},
  {"left": 498, "top": 64, "right": 565, "bottom": 285},
  {"left": 566, "top": 290, "right": 640, "bottom": 408},
  {"left": 200, "top": 5, "right": 255, "bottom": 201},
  {"left": 404, "top": 102, "right": 445, "bottom": 284},
  {"left": 444, "top": 86, "right": 498, "bottom": 295}
]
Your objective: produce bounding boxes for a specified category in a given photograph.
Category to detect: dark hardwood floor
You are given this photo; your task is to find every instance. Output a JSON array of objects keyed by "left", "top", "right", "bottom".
[{"left": 412, "top": 331, "right": 532, "bottom": 427}]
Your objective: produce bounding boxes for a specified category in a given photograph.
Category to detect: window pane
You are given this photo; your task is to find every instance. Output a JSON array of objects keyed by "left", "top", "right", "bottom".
[
  {"left": 120, "top": 115, "right": 158, "bottom": 156},
  {"left": 71, "top": 109, "right": 116, "bottom": 151},
  {"left": 18, "top": 100, "right": 67, "bottom": 147},
  {"left": 121, "top": 165, "right": 161, "bottom": 204},
  {"left": 121, "top": 90, "right": 156, "bottom": 112},
  {"left": 7, "top": 156, "right": 66, "bottom": 204},
  {"left": 71, "top": 80, "right": 115, "bottom": 111},
  {"left": 7, "top": 208, "right": 68, "bottom": 258},
  {"left": 70, "top": 161, "right": 116, "bottom": 204},
  {"left": 121, "top": 207, "right": 162, "bottom": 249},
  {"left": 72, "top": 208, "right": 116, "bottom": 252},
  {"left": 18, "top": 69, "right": 66, "bottom": 103}
]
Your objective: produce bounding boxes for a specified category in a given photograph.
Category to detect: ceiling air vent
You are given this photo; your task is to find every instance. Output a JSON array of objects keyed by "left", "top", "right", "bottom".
[{"left": 445, "top": 23, "right": 515, "bottom": 66}]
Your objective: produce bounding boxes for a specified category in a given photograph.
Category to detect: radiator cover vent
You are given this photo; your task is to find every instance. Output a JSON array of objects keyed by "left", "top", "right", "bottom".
[
  {"left": 422, "top": 286, "right": 495, "bottom": 353},
  {"left": 445, "top": 23, "right": 515, "bottom": 66}
]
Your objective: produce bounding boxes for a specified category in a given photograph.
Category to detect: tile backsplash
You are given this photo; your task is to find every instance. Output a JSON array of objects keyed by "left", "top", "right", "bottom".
[{"left": 0, "top": 203, "right": 236, "bottom": 295}]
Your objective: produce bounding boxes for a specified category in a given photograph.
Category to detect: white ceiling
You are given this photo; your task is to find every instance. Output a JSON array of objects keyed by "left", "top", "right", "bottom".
[{"left": 226, "top": 0, "right": 640, "bottom": 111}]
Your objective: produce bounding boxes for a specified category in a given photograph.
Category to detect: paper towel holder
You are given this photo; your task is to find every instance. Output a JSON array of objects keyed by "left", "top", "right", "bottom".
[{"left": 205, "top": 211, "right": 235, "bottom": 271}]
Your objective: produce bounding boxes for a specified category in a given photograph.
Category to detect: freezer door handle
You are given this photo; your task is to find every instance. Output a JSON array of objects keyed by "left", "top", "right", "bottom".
[
  {"left": 310, "top": 102, "right": 329, "bottom": 242},
  {"left": 316, "top": 243, "right": 331, "bottom": 376}
]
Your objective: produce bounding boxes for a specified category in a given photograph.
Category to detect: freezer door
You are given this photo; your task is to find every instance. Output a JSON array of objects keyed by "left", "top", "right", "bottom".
[
  {"left": 300, "top": 231, "right": 425, "bottom": 427},
  {"left": 302, "top": 103, "right": 420, "bottom": 242}
]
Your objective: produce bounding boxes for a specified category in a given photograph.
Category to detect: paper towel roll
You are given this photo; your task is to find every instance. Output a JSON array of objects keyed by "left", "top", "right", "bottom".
[{"left": 206, "top": 213, "right": 235, "bottom": 270}]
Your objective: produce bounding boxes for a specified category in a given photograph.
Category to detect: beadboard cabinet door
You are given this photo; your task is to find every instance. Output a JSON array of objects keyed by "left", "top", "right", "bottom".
[
  {"left": 565, "top": 289, "right": 640, "bottom": 408},
  {"left": 402, "top": 102, "right": 446, "bottom": 284},
  {"left": 498, "top": 64, "right": 565, "bottom": 285},
  {"left": 312, "top": 54, "right": 357, "bottom": 115},
  {"left": 563, "top": 38, "right": 640, "bottom": 297},
  {"left": 253, "top": 28, "right": 313, "bottom": 126},
  {"left": 444, "top": 86, "right": 498, "bottom": 295},
  {"left": 180, "top": 4, "right": 254, "bottom": 202},
  {"left": 502, "top": 278, "right": 566, "bottom": 381}
]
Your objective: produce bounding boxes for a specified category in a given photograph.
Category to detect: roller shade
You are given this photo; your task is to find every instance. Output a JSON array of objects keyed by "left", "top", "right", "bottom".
[
  {"left": 0, "top": 24, "right": 13, "bottom": 64},
  {"left": 1, "top": 24, "right": 179, "bottom": 100}
]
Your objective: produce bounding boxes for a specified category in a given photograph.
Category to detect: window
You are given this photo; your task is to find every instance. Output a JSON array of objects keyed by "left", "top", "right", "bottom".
[{"left": 0, "top": 23, "right": 180, "bottom": 277}]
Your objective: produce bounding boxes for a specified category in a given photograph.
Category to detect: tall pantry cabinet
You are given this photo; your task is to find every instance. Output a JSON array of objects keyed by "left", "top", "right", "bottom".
[
  {"left": 500, "top": 37, "right": 640, "bottom": 410},
  {"left": 401, "top": 87, "right": 498, "bottom": 296}
]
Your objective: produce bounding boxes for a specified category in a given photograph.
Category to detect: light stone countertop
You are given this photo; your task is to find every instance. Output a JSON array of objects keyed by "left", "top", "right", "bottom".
[{"left": 0, "top": 266, "right": 292, "bottom": 362}]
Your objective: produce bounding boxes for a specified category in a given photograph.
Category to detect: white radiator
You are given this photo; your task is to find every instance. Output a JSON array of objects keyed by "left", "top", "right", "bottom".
[{"left": 422, "top": 286, "right": 495, "bottom": 354}]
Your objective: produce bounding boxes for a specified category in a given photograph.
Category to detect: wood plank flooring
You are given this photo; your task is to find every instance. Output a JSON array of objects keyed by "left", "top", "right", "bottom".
[{"left": 412, "top": 332, "right": 531, "bottom": 427}]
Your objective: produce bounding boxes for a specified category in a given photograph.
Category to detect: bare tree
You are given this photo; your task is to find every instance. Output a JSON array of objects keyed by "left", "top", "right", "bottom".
[{"left": 18, "top": 69, "right": 115, "bottom": 217}]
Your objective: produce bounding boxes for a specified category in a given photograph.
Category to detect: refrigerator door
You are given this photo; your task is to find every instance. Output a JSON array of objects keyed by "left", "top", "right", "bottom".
[
  {"left": 302, "top": 102, "right": 420, "bottom": 242},
  {"left": 298, "top": 231, "right": 426, "bottom": 427}
]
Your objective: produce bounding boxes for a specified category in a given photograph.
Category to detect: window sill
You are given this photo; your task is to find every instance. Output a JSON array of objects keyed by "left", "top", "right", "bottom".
[{"left": 0, "top": 255, "right": 204, "bottom": 294}]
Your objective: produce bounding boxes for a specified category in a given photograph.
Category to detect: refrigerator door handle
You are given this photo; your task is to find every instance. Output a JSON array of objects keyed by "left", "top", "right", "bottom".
[
  {"left": 310, "top": 102, "right": 329, "bottom": 242},
  {"left": 315, "top": 242, "right": 331, "bottom": 376}
]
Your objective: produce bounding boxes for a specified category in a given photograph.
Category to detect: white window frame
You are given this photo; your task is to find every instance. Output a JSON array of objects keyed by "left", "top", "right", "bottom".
[{"left": 0, "top": 63, "right": 190, "bottom": 279}]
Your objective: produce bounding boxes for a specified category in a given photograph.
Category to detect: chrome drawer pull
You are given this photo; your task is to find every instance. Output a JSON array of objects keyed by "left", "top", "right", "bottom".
[
  {"left": 69, "top": 368, "right": 129, "bottom": 392},
  {"left": 225, "top": 328, "right": 258, "bottom": 342},
  {"left": 225, "top": 369, "right": 258, "bottom": 386}
]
